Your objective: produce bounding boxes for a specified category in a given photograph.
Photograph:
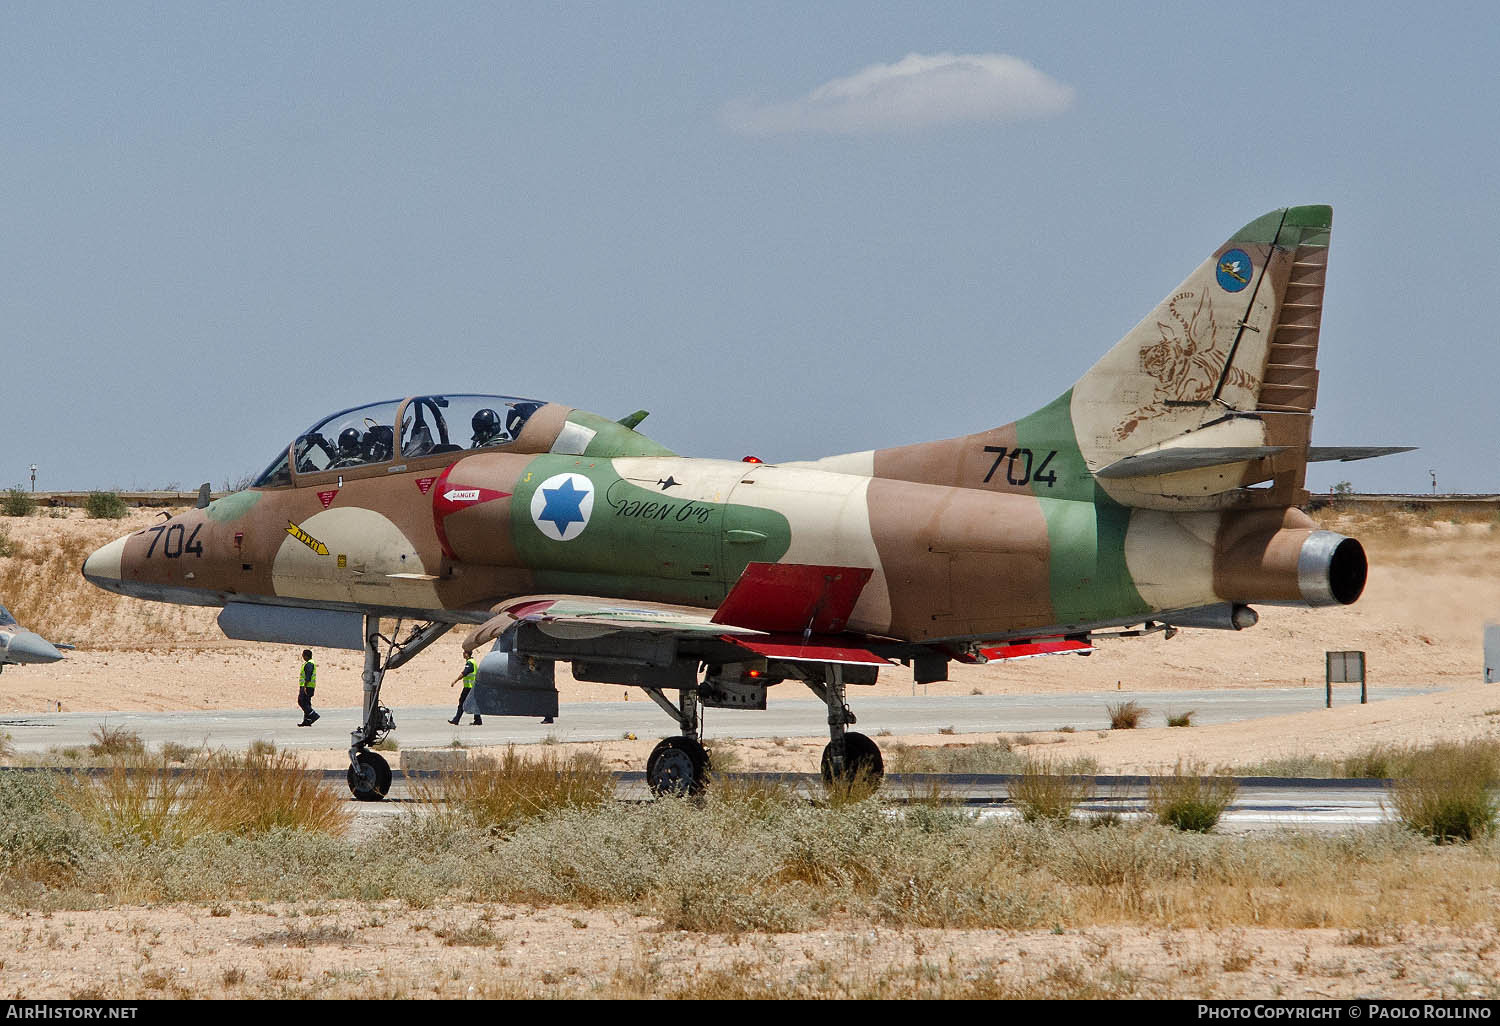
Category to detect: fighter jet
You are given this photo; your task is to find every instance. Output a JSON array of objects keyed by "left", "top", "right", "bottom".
[
  {"left": 0, "top": 603, "right": 65, "bottom": 670},
  {"left": 83, "top": 205, "right": 1411, "bottom": 800}
]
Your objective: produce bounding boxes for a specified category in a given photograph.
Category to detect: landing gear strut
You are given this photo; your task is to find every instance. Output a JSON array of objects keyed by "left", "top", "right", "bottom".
[
  {"left": 634, "top": 664, "right": 882, "bottom": 794},
  {"left": 347, "top": 614, "right": 453, "bottom": 801},
  {"left": 641, "top": 686, "right": 711, "bottom": 796},
  {"left": 806, "top": 665, "right": 884, "bottom": 787}
]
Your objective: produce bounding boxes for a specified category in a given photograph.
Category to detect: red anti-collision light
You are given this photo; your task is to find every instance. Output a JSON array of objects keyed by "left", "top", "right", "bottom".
[{"left": 741, "top": 456, "right": 763, "bottom": 463}]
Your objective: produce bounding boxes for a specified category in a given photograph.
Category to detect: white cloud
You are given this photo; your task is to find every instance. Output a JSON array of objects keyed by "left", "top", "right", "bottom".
[{"left": 721, "top": 52, "right": 1075, "bottom": 137}]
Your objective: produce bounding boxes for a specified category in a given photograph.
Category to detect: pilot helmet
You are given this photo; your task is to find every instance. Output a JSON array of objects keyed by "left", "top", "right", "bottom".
[
  {"left": 337, "top": 427, "right": 363, "bottom": 457},
  {"left": 505, "top": 401, "right": 542, "bottom": 438},
  {"left": 471, "top": 408, "right": 502, "bottom": 444}
]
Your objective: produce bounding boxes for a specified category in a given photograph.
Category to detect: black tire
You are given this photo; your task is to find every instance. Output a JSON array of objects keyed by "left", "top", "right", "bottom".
[
  {"left": 646, "top": 736, "right": 711, "bottom": 796},
  {"left": 347, "top": 750, "right": 392, "bottom": 801},
  {"left": 821, "top": 731, "right": 884, "bottom": 786}
]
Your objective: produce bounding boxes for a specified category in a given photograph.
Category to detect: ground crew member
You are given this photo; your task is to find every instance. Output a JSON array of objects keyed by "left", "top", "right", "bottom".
[
  {"left": 296, "top": 649, "right": 320, "bottom": 726},
  {"left": 449, "top": 654, "right": 482, "bottom": 725}
]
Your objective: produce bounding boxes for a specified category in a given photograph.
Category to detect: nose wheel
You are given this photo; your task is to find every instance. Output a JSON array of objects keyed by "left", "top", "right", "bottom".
[
  {"left": 346, "top": 614, "right": 453, "bottom": 801},
  {"left": 348, "top": 750, "right": 392, "bottom": 801}
]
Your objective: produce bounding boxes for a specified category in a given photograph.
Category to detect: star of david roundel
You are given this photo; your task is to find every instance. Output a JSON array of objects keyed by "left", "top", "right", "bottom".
[{"left": 530, "top": 473, "right": 595, "bottom": 541}]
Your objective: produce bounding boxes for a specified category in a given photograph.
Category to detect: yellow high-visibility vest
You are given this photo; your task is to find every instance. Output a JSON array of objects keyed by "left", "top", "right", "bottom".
[
  {"left": 461, "top": 659, "right": 476, "bottom": 690},
  {"left": 301, "top": 660, "right": 317, "bottom": 690}
]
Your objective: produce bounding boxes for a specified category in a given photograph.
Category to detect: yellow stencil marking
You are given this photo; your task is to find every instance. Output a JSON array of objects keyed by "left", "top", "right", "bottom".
[{"left": 286, "top": 521, "right": 330, "bottom": 556}]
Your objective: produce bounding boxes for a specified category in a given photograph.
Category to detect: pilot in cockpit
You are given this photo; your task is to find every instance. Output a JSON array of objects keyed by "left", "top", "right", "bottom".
[
  {"left": 471, "top": 408, "right": 505, "bottom": 448},
  {"left": 505, "top": 401, "right": 543, "bottom": 438},
  {"left": 332, "top": 427, "right": 365, "bottom": 468}
]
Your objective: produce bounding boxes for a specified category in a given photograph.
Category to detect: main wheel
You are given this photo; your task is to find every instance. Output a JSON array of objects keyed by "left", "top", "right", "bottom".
[
  {"left": 646, "top": 736, "right": 711, "bottom": 796},
  {"left": 821, "top": 731, "right": 884, "bottom": 786},
  {"left": 347, "top": 750, "right": 392, "bottom": 801}
]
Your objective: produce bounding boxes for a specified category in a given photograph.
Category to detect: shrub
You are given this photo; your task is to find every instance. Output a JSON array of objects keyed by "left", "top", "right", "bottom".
[
  {"left": 88, "top": 724, "right": 146, "bottom": 759},
  {"left": 415, "top": 745, "right": 612, "bottom": 831},
  {"left": 1107, "top": 701, "right": 1147, "bottom": 729},
  {"left": 1342, "top": 743, "right": 1419, "bottom": 779},
  {"left": 83, "top": 491, "right": 128, "bottom": 519},
  {"left": 1, "top": 488, "right": 35, "bottom": 517},
  {"left": 0, "top": 526, "right": 12, "bottom": 558},
  {"left": 59, "top": 746, "right": 350, "bottom": 843},
  {"left": 58, "top": 757, "right": 205, "bottom": 845},
  {"left": 1390, "top": 740, "right": 1500, "bottom": 844},
  {"left": 194, "top": 746, "right": 352, "bottom": 835},
  {"left": 0, "top": 771, "right": 99, "bottom": 882},
  {"left": 1164, "top": 710, "right": 1196, "bottom": 728},
  {"left": 159, "top": 742, "right": 199, "bottom": 763},
  {"left": 1009, "top": 757, "right": 1094, "bottom": 823},
  {"left": 1148, "top": 764, "right": 1238, "bottom": 832}
]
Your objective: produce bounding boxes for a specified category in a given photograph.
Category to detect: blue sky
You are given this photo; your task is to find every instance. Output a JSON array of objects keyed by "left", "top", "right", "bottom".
[{"left": 3, "top": 2, "right": 1494, "bottom": 493}]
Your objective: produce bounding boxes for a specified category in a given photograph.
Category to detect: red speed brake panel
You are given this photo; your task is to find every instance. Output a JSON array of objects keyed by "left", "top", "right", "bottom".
[
  {"left": 723, "top": 634, "right": 889, "bottom": 666},
  {"left": 978, "top": 639, "right": 1094, "bottom": 661},
  {"left": 711, "top": 563, "right": 873, "bottom": 634}
]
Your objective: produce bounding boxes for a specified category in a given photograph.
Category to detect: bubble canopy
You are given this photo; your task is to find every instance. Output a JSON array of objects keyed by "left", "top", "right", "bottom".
[{"left": 253, "top": 394, "right": 546, "bottom": 488}]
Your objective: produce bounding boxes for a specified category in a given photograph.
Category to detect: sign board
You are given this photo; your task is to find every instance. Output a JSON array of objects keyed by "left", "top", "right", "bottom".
[
  {"left": 1486, "top": 623, "right": 1499, "bottom": 684},
  {"left": 1326, "top": 650, "right": 1365, "bottom": 684}
]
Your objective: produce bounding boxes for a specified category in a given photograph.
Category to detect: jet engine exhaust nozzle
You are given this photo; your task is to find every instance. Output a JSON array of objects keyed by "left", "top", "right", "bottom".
[{"left": 1298, "top": 531, "right": 1367, "bottom": 607}]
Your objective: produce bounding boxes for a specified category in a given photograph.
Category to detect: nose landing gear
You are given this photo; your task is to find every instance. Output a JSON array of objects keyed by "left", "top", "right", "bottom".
[{"left": 347, "top": 614, "right": 453, "bottom": 801}]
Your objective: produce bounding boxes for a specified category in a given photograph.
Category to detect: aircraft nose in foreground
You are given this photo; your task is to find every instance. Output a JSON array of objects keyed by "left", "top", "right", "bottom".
[
  {"left": 1, "top": 631, "right": 63, "bottom": 664},
  {"left": 81, "top": 535, "right": 128, "bottom": 590}
]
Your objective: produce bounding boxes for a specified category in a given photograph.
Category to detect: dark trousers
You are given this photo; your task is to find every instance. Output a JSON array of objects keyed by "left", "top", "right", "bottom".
[
  {"left": 298, "top": 687, "right": 316, "bottom": 721},
  {"left": 455, "top": 688, "right": 480, "bottom": 723}
]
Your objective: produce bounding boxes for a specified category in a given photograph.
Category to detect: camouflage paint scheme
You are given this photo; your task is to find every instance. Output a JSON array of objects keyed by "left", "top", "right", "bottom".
[
  {"left": 0, "top": 602, "right": 64, "bottom": 670},
  {"left": 83, "top": 207, "right": 1372, "bottom": 683}
]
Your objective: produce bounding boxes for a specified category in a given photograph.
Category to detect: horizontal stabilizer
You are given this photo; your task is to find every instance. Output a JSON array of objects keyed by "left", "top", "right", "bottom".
[
  {"left": 1097, "top": 447, "right": 1285, "bottom": 479},
  {"left": 1098, "top": 445, "right": 1415, "bottom": 479},
  {"left": 1306, "top": 446, "right": 1416, "bottom": 463}
]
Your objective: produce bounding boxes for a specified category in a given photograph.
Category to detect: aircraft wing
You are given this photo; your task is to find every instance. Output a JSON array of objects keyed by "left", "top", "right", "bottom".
[
  {"left": 465, "top": 562, "right": 895, "bottom": 668},
  {"left": 466, "top": 595, "right": 760, "bottom": 648}
]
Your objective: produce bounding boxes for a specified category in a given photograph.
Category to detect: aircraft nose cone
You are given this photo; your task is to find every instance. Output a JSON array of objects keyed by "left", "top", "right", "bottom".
[
  {"left": 82, "top": 535, "right": 127, "bottom": 586},
  {"left": 6, "top": 631, "right": 62, "bottom": 664}
]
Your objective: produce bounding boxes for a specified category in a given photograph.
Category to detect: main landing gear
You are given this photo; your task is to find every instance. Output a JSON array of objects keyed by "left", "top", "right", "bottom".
[
  {"left": 347, "top": 614, "right": 453, "bottom": 801},
  {"left": 640, "top": 687, "right": 711, "bottom": 796},
  {"left": 636, "top": 663, "right": 883, "bottom": 796},
  {"left": 804, "top": 664, "right": 884, "bottom": 787}
]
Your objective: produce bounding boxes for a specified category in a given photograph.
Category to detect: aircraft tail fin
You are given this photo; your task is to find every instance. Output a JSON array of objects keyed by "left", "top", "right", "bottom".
[
  {"left": 793, "top": 206, "right": 1408, "bottom": 510},
  {"left": 1060, "top": 205, "right": 1335, "bottom": 508}
]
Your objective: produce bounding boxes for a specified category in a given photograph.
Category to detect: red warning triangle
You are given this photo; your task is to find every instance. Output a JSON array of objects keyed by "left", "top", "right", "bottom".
[
  {"left": 317, "top": 489, "right": 338, "bottom": 509},
  {"left": 416, "top": 477, "right": 437, "bottom": 495}
]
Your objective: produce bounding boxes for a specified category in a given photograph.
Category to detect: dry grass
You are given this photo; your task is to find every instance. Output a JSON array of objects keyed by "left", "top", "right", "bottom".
[
  {"left": 1391, "top": 740, "right": 1500, "bottom": 843},
  {"left": 1148, "top": 763, "right": 1239, "bottom": 832},
  {"left": 87, "top": 724, "right": 146, "bottom": 759},
  {"left": 1008, "top": 757, "right": 1094, "bottom": 823},
  {"left": 196, "top": 747, "right": 352, "bottom": 835},
  {"left": 56, "top": 745, "right": 350, "bottom": 843},
  {"left": 1164, "top": 709, "right": 1196, "bottom": 728},
  {"left": 0, "top": 510, "right": 223, "bottom": 647},
  {"left": 1107, "top": 701, "right": 1147, "bottom": 729},
  {"left": 413, "top": 745, "right": 613, "bottom": 831}
]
